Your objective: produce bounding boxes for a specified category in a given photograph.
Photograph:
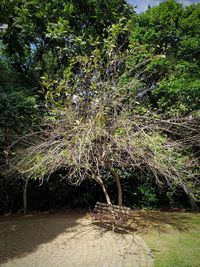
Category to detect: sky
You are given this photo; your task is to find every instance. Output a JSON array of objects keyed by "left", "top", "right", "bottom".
[{"left": 127, "top": 0, "right": 200, "bottom": 13}]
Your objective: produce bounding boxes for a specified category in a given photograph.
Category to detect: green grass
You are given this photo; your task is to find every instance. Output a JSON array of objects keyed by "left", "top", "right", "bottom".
[{"left": 139, "top": 212, "right": 200, "bottom": 267}]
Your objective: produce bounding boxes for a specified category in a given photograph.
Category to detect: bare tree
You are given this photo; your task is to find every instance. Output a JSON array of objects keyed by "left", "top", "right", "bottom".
[
  {"left": 8, "top": 30, "right": 200, "bottom": 207},
  {"left": 9, "top": 93, "right": 199, "bottom": 206}
]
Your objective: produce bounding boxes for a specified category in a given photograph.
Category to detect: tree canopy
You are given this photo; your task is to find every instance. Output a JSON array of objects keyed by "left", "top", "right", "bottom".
[{"left": 0, "top": 0, "right": 199, "bottom": 212}]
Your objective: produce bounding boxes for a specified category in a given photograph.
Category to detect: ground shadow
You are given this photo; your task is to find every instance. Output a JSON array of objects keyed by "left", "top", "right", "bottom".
[
  {"left": 126, "top": 210, "right": 200, "bottom": 233},
  {"left": 91, "top": 210, "right": 200, "bottom": 237},
  {"left": 93, "top": 221, "right": 136, "bottom": 234},
  {"left": 0, "top": 211, "right": 85, "bottom": 265},
  {"left": 90, "top": 209, "right": 200, "bottom": 234}
]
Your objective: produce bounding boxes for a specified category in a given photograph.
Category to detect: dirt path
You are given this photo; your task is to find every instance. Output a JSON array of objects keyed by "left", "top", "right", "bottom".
[{"left": 0, "top": 213, "right": 153, "bottom": 267}]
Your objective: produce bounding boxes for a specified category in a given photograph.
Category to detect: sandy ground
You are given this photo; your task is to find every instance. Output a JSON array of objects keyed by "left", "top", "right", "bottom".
[{"left": 0, "top": 212, "right": 153, "bottom": 267}]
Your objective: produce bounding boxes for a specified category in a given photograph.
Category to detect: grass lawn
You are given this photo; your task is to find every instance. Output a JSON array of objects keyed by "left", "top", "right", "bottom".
[{"left": 128, "top": 210, "right": 200, "bottom": 267}]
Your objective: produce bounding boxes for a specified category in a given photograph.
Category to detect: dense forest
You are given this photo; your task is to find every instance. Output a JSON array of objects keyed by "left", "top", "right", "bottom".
[{"left": 0, "top": 0, "right": 199, "bottom": 213}]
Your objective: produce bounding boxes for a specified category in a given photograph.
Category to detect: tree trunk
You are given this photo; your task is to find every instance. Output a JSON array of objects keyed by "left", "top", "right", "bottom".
[
  {"left": 93, "top": 175, "right": 112, "bottom": 205},
  {"left": 109, "top": 167, "right": 123, "bottom": 206},
  {"left": 23, "top": 179, "right": 29, "bottom": 214},
  {"left": 183, "top": 185, "right": 198, "bottom": 210},
  {"left": 189, "top": 195, "right": 198, "bottom": 210}
]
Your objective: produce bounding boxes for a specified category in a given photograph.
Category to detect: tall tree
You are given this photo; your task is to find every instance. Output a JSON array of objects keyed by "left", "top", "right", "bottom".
[{"left": 2, "top": 0, "right": 133, "bottom": 83}]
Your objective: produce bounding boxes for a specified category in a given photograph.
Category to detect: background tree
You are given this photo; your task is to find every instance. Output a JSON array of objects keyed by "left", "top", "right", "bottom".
[
  {"left": 130, "top": 0, "right": 200, "bottom": 116},
  {"left": 2, "top": 0, "right": 133, "bottom": 85}
]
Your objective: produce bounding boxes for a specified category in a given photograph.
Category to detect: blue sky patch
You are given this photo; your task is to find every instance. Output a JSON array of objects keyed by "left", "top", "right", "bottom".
[{"left": 128, "top": 0, "right": 200, "bottom": 13}]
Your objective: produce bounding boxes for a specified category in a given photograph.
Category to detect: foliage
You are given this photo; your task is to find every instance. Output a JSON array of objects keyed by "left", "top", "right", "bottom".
[
  {"left": 130, "top": 0, "right": 200, "bottom": 116},
  {"left": 2, "top": 0, "right": 133, "bottom": 84},
  {"left": 138, "top": 184, "right": 158, "bottom": 209},
  {"left": 0, "top": 54, "right": 39, "bottom": 147}
]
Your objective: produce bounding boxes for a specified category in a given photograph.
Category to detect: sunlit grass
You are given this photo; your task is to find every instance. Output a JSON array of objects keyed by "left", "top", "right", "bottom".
[{"left": 137, "top": 212, "right": 200, "bottom": 267}]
